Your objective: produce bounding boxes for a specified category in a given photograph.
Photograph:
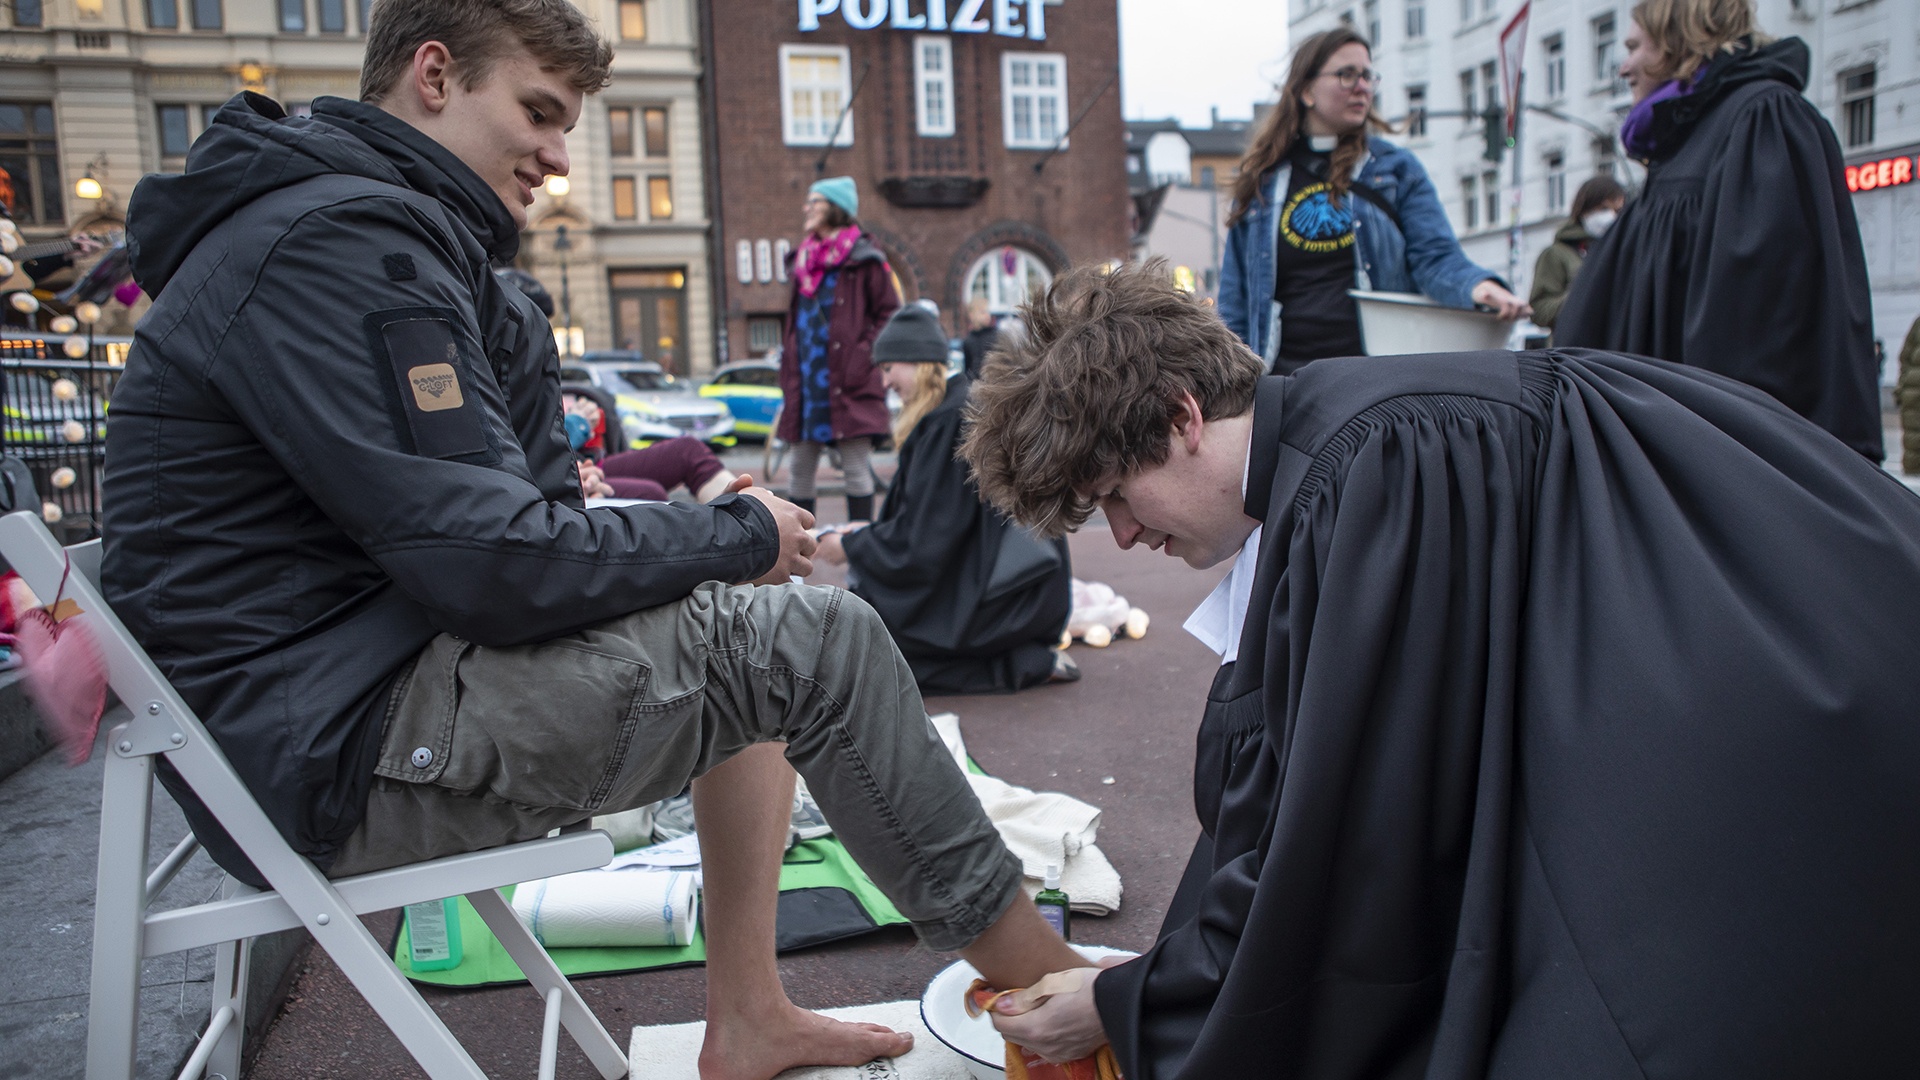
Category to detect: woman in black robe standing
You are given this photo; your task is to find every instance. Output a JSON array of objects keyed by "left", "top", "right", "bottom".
[
  {"left": 813, "top": 305, "right": 1073, "bottom": 694},
  {"left": 1556, "top": 0, "right": 1880, "bottom": 460}
]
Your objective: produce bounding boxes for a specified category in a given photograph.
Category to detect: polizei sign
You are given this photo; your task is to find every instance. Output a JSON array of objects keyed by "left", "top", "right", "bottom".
[{"left": 798, "top": 0, "right": 1053, "bottom": 39}]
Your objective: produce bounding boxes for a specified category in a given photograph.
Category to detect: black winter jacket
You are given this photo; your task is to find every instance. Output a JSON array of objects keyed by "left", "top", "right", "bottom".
[{"left": 104, "top": 94, "right": 780, "bottom": 879}]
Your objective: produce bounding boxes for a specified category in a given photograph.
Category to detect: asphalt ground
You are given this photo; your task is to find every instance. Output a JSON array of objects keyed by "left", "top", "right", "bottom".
[{"left": 244, "top": 461, "right": 1232, "bottom": 1079}]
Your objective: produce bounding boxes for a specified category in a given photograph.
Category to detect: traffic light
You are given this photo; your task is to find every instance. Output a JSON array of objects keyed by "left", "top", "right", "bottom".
[{"left": 1483, "top": 104, "right": 1507, "bottom": 163}]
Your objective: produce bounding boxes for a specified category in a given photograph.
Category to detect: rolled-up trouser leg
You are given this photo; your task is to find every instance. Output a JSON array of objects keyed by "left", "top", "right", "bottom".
[{"left": 336, "top": 580, "right": 1023, "bottom": 953}]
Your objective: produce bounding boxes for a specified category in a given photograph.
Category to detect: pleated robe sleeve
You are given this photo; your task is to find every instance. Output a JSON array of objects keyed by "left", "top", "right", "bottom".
[
  {"left": 1675, "top": 88, "right": 1877, "bottom": 455},
  {"left": 1095, "top": 378, "right": 1543, "bottom": 1080}
]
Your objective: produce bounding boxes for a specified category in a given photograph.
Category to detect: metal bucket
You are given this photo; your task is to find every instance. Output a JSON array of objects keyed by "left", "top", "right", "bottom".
[{"left": 1351, "top": 290, "right": 1513, "bottom": 355}]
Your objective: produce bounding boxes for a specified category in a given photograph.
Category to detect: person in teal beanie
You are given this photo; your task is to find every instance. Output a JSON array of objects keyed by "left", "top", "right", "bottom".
[{"left": 778, "top": 175, "right": 899, "bottom": 521}]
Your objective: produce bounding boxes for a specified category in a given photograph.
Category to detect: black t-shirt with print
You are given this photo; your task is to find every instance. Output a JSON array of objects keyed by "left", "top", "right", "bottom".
[{"left": 1272, "top": 142, "right": 1364, "bottom": 367}]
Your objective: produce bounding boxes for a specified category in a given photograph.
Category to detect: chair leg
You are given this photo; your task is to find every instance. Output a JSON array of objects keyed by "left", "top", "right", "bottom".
[
  {"left": 87, "top": 743, "right": 154, "bottom": 1080},
  {"left": 302, "top": 910, "right": 492, "bottom": 1080},
  {"left": 204, "top": 880, "right": 255, "bottom": 1080},
  {"left": 467, "top": 888, "right": 630, "bottom": 1079}
]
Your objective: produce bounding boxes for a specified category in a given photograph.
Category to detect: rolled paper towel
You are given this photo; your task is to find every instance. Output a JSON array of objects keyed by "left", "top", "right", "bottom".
[{"left": 511, "top": 867, "right": 699, "bottom": 948}]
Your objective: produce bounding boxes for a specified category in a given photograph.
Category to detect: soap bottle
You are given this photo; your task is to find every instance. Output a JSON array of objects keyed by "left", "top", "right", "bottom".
[
  {"left": 405, "top": 897, "right": 464, "bottom": 971},
  {"left": 1035, "top": 864, "right": 1071, "bottom": 941}
]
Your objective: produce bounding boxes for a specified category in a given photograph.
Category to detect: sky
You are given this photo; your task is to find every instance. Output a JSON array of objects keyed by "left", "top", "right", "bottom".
[{"left": 1117, "top": 0, "right": 1293, "bottom": 127}]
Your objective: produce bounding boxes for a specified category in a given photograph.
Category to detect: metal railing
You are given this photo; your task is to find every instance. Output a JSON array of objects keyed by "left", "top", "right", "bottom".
[{"left": 1, "top": 335, "right": 127, "bottom": 542}]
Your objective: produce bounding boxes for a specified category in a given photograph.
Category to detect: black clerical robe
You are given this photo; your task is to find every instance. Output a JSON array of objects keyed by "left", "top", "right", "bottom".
[
  {"left": 1093, "top": 348, "right": 1920, "bottom": 1079},
  {"left": 842, "top": 375, "right": 1070, "bottom": 694}
]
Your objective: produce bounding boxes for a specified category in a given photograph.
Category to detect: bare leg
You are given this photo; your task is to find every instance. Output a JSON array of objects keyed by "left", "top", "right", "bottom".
[
  {"left": 957, "top": 891, "right": 1088, "bottom": 990},
  {"left": 694, "top": 742, "right": 913, "bottom": 1080}
]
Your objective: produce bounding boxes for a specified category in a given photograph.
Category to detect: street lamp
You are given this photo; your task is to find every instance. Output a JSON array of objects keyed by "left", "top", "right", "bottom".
[{"left": 553, "top": 223, "right": 575, "bottom": 356}]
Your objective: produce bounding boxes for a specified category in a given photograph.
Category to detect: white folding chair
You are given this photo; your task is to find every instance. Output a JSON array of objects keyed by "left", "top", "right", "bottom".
[{"left": 0, "top": 511, "right": 629, "bottom": 1080}]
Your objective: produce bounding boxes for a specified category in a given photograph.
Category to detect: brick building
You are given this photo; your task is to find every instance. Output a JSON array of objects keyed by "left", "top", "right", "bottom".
[{"left": 700, "top": 0, "right": 1130, "bottom": 360}]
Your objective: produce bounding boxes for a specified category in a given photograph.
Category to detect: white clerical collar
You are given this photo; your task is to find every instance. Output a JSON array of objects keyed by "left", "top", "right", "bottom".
[
  {"left": 1307, "top": 134, "right": 1338, "bottom": 152},
  {"left": 1184, "top": 430, "right": 1261, "bottom": 665}
]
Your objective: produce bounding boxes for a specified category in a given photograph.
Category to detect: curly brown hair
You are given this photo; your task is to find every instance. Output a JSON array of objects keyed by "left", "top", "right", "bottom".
[
  {"left": 359, "top": 0, "right": 613, "bottom": 105},
  {"left": 960, "top": 261, "right": 1264, "bottom": 537}
]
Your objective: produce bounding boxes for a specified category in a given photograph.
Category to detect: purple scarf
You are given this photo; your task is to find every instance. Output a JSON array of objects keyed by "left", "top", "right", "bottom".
[
  {"left": 1619, "top": 63, "right": 1712, "bottom": 159},
  {"left": 793, "top": 225, "right": 862, "bottom": 299}
]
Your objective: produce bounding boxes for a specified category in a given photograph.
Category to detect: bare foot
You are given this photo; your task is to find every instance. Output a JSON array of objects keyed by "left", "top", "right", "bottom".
[{"left": 698, "top": 1002, "right": 913, "bottom": 1080}]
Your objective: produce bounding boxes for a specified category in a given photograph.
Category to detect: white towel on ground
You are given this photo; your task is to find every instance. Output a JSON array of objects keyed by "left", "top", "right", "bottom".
[
  {"left": 929, "top": 713, "right": 1123, "bottom": 916},
  {"left": 627, "top": 1000, "right": 970, "bottom": 1080}
]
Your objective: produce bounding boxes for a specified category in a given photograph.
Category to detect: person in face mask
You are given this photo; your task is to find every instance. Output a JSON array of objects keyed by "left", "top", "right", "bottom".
[{"left": 1527, "top": 174, "right": 1626, "bottom": 335}]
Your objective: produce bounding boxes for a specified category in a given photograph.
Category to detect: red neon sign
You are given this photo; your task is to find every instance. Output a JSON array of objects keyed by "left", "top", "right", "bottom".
[{"left": 1846, "top": 155, "right": 1915, "bottom": 193}]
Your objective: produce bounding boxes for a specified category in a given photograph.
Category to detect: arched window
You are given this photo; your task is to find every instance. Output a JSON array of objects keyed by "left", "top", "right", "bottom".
[{"left": 965, "top": 246, "right": 1053, "bottom": 314}]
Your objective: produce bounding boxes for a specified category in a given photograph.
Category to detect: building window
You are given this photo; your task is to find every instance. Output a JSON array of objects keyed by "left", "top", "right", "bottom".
[
  {"left": 1406, "top": 84, "right": 1427, "bottom": 137},
  {"left": 1199, "top": 164, "right": 1216, "bottom": 187},
  {"left": 1483, "top": 167, "right": 1500, "bottom": 226},
  {"left": 1364, "top": 0, "right": 1380, "bottom": 45},
  {"left": 0, "top": 102, "right": 63, "bottom": 227},
  {"left": 648, "top": 176, "right": 672, "bottom": 220},
  {"left": 642, "top": 106, "right": 668, "bottom": 157},
  {"left": 915, "top": 36, "right": 955, "bottom": 137},
  {"left": 1481, "top": 60, "right": 1499, "bottom": 109},
  {"left": 1545, "top": 150, "right": 1566, "bottom": 211},
  {"left": 619, "top": 0, "right": 646, "bottom": 41},
  {"left": 200, "top": 103, "right": 220, "bottom": 130},
  {"left": 190, "top": 0, "right": 221, "bottom": 28},
  {"left": 609, "top": 107, "right": 634, "bottom": 157},
  {"left": 1463, "top": 175, "right": 1478, "bottom": 230},
  {"left": 157, "top": 104, "right": 193, "bottom": 158},
  {"left": 318, "top": 0, "right": 345, "bottom": 33},
  {"left": 1406, "top": 0, "right": 1425, "bottom": 39},
  {"left": 147, "top": 0, "right": 177, "bottom": 29},
  {"left": 1460, "top": 69, "right": 1477, "bottom": 116},
  {"left": 613, "top": 176, "right": 638, "bottom": 220},
  {"left": 1593, "top": 134, "right": 1617, "bottom": 179},
  {"left": 747, "top": 316, "right": 784, "bottom": 355},
  {"left": 359, "top": 0, "right": 372, "bottom": 32},
  {"left": 14, "top": 0, "right": 42, "bottom": 27},
  {"left": 1459, "top": 0, "right": 1471, "bottom": 25},
  {"left": 1592, "top": 13, "right": 1619, "bottom": 91},
  {"left": 280, "top": 0, "right": 305, "bottom": 32},
  {"left": 1544, "top": 34, "right": 1565, "bottom": 98},
  {"left": 1003, "top": 53, "right": 1067, "bottom": 149},
  {"left": 967, "top": 247, "right": 1054, "bottom": 313},
  {"left": 779, "top": 44, "right": 854, "bottom": 147},
  {"left": 1840, "top": 65, "right": 1875, "bottom": 149}
]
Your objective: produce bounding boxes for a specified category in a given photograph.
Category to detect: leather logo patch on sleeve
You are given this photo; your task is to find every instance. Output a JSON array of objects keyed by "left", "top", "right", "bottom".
[{"left": 408, "top": 363, "right": 464, "bottom": 412}]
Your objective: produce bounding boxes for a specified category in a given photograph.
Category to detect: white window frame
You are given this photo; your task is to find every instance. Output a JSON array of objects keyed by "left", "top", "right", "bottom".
[
  {"left": 965, "top": 247, "right": 1054, "bottom": 314},
  {"left": 779, "top": 43, "right": 854, "bottom": 147},
  {"left": 1406, "top": 0, "right": 1425, "bottom": 40},
  {"left": 1544, "top": 33, "right": 1566, "bottom": 99},
  {"left": 1001, "top": 51, "right": 1068, "bottom": 150},
  {"left": 1544, "top": 149, "right": 1566, "bottom": 211},
  {"left": 915, "top": 35, "right": 956, "bottom": 137}
]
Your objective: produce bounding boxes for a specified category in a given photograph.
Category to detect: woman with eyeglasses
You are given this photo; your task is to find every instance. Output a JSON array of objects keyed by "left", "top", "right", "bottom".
[
  {"left": 777, "top": 176, "right": 900, "bottom": 521},
  {"left": 1219, "top": 28, "right": 1527, "bottom": 373},
  {"left": 1556, "top": 0, "right": 1879, "bottom": 462}
]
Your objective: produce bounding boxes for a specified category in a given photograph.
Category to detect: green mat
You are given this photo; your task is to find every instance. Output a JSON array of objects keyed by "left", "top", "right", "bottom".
[{"left": 393, "top": 837, "right": 907, "bottom": 987}]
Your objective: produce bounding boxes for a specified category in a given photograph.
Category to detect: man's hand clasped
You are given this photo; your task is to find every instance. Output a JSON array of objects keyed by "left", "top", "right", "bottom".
[{"left": 730, "top": 473, "right": 818, "bottom": 583}]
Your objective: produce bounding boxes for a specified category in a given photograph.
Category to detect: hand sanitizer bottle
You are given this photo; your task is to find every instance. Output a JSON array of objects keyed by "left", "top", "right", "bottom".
[
  {"left": 405, "top": 897, "right": 463, "bottom": 972},
  {"left": 1035, "top": 864, "right": 1070, "bottom": 941}
]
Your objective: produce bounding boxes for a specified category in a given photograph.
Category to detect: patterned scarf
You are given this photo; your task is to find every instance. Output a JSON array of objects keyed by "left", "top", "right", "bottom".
[{"left": 793, "top": 225, "right": 862, "bottom": 298}]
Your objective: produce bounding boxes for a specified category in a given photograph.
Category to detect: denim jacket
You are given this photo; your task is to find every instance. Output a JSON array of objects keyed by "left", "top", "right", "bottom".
[{"left": 1218, "top": 137, "right": 1502, "bottom": 365}]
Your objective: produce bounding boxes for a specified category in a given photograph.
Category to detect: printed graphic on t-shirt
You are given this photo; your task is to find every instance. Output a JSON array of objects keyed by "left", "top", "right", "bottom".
[{"left": 1280, "top": 182, "right": 1356, "bottom": 254}]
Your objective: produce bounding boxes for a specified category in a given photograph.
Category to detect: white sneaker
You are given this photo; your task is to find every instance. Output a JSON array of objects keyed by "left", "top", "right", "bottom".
[{"left": 791, "top": 778, "right": 833, "bottom": 841}]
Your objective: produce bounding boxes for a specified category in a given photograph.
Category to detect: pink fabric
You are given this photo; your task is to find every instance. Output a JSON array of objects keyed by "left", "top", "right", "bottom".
[
  {"left": 7, "top": 565, "right": 108, "bottom": 765},
  {"left": 792, "top": 226, "right": 863, "bottom": 299}
]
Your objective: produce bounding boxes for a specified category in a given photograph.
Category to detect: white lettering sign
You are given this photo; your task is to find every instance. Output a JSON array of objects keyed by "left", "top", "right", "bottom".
[{"left": 800, "top": 0, "right": 1050, "bottom": 39}]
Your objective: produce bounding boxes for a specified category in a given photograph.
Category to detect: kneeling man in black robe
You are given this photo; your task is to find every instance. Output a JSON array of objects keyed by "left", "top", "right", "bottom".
[{"left": 959, "top": 261, "right": 1920, "bottom": 1079}]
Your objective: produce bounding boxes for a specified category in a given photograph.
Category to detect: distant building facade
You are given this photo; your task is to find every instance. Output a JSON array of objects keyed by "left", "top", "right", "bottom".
[
  {"left": 1287, "top": 0, "right": 1919, "bottom": 361},
  {"left": 0, "top": 0, "right": 715, "bottom": 371},
  {"left": 701, "top": 0, "right": 1131, "bottom": 360},
  {"left": 1123, "top": 113, "right": 1251, "bottom": 305}
]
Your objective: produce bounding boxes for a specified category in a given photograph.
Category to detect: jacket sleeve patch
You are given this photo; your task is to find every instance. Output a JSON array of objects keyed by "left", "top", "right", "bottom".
[
  {"left": 367, "top": 309, "right": 496, "bottom": 462},
  {"left": 382, "top": 253, "right": 418, "bottom": 281}
]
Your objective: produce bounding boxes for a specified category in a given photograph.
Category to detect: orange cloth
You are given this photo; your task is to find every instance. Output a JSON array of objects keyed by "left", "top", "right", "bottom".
[{"left": 965, "top": 979, "right": 1123, "bottom": 1080}]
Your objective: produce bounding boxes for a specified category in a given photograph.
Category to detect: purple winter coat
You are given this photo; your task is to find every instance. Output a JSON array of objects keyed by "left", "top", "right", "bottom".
[{"left": 778, "top": 235, "right": 900, "bottom": 443}]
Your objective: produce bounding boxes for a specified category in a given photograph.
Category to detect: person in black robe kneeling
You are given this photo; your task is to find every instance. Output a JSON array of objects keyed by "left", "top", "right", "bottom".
[
  {"left": 958, "top": 260, "right": 1920, "bottom": 1079},
  {"left": 814, "top": 304, "right": 1073, "bottom": 694}
]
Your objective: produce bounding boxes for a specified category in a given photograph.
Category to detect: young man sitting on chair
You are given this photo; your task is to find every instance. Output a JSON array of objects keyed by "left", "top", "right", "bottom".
[{"left": 100, "top": 2, "right": 1083, "bottom": 1077}]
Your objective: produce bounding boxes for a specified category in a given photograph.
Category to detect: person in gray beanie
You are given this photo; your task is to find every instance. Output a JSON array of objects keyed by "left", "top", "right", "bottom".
[{"left": 813, "top": 305, "right": 1076, "bottom": 693}]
